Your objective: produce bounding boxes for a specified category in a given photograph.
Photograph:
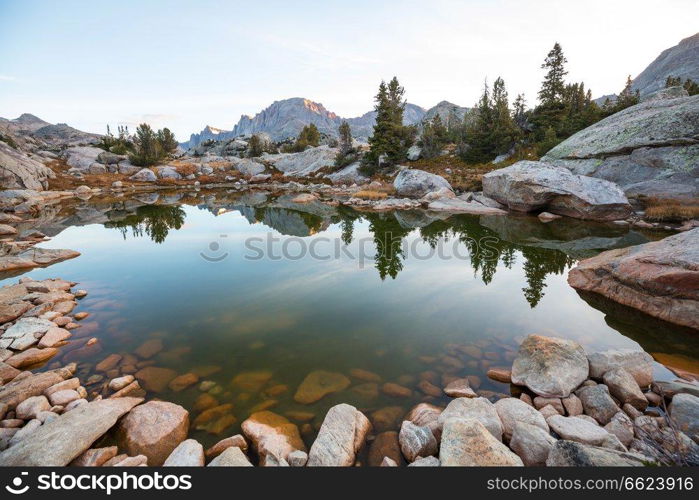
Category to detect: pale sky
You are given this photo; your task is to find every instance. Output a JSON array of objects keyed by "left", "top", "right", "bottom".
[{"left": 1, "top": 0, "right": 697, "bottom": 139}]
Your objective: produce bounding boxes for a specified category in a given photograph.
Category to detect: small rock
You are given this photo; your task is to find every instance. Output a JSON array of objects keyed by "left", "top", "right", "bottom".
[
  {"left": 440, "top": 418, "right": 523, "bottom": 466},
  {"left": 577, "top": 385, "right": 621, "bottom": 425},
  {"left": 669, "top": 393, "right": 698, "bottom": 442},
  {"left": 548, "top": 415, "right": 614, "bottom": 447},
  {"left": 604, "top": 412, "right": 634, "bottom": 448},
  {"left": 408, "top": 456, "right": 440, "bottom": 466},
  {"left": 70, "top": 446, "right": 118, "bottom": 467},
  {"left": 546, "top": 440, "right": 647, "bottom": 466},
  {"left": 381, "top": 382, "right": 412, "bottom": 398},
  {"left": 486, "top": 368, "right": 512, "bottom": 383},
  {"left": 510, "top": 421, "right": 557, "bottom": 466},
  {"left": 287, "top": 449, "right": 308, "bottom": 467},
  {"left": 163, "top": 439, "right": 205, "bottom": 466},
  {"left": 494, "top": 397, "right": 549, "bottom": 441},
  {"left": 443, "top": 378, "right": 476, "bottom": 398},
  {"left": 109, "top": 375, "right": 135, "bottom": 392},
  {"left": 587, "top": 349, "right": 654, "bottom": 387},
  {"left": 15, "top": 396, "right": 50, "bottom": 420},
  {"left": 398, "top": 420, "right": 438, "bottom": 462},
  {"left": 603, "top": 368, "right": 648, "bottom": 411},
  {"left": 241, "top": 411, "right": 306, "bottom": 463},
  {"left": 207, "top": 446, "right": 252, "bottom": 466},
  {"left": 562, "top": 394, "right": 583, "bottom": 416},
  {"left": 168, "top": 373, "right": 199, "bottom": 392},
  {"left": 205, "top": 434, "right": 248, "bottom": 459}
]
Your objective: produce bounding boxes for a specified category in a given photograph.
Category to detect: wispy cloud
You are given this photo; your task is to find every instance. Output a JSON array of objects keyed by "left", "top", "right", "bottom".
[{"left": 0, "top": 75, "right": 17, "bottom": 81}]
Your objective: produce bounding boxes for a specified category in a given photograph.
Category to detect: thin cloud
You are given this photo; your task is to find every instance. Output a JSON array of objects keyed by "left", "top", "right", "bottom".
[{"left": 0, "top": 75, "right": 17, "bottom": 81}]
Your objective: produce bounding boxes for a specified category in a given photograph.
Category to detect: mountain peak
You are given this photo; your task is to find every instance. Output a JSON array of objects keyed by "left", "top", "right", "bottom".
[{"left": 632, "top": 32, "right": 699, "bottom": 96}]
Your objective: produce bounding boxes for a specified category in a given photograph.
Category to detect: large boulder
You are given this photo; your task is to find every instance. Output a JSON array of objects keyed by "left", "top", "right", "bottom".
[
  {"left": 511, "top": 335, "right": 589, "bottom": 398},
  {"left": 587, "top": 349, "right": 654, "bottom": 387},
  {"left": 266, "top": 146, "right": 337, "bottom": 177},
  {"left": 482, "top": 161, "right": 632, "bottom": 221},
  {"left": 62, "top": 146, "right": 103, "bottom": 170},
  {"left": 543, "top": 93, "right": 699, "bottom": 199},
  {"left": 568, "top": 229, "right": 699, "bottom": 330},
  {"left": 116, "top": 401, "right": 189, "bottom": 466},
  {"left": 307, "top": 404, "right": 371, "bottom": 466},
  {"left": 393, "top": 169, "right": 454, "bottom": 198},
  {"left": 129, "top": 168, "right": 157, "bottom": 182},
  {"left": 0, "top": 397, "right": 142, "bottom": 466},
  {"left": 231, "top": 158, "right": 265, "bottom": 177},
  {"left": 0, "top": 142, "right": 55, "bottom": 190},
  {"left": 326, "top": 162, "right": 369, "bottom": 185}
]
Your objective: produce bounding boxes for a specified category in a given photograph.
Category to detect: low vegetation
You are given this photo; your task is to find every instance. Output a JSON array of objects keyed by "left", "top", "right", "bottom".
[
  {"left": 644, "top": 198, "right": 699, "bottom": 222},
  {"left": 666, "top": 75, "right": 699, "bottom": 96},
  {"left": 353, "top": 190, "right": 388, "bottom": 200},
  {"left": 98, "top": 123, "right": 178, "bottom": 166},
  {"left": 281, "top": 124, "right": 321, "bottom": 153}
]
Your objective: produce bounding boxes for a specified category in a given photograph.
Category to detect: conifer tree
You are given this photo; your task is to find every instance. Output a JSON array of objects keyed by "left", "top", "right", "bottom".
[
  {"left": 362, "top": 77, "right": 416, "bottom": 173},
  {"left": 334, "top": 120, "right": 357, "bottom": 168},
  {"left": 538, "top": 42, "right": 568, "bottom": 106}
]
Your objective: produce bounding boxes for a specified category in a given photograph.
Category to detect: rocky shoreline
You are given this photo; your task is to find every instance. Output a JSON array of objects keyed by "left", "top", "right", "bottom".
[{"left": 0, "top": 275, "right": 697, "bottom": 466}]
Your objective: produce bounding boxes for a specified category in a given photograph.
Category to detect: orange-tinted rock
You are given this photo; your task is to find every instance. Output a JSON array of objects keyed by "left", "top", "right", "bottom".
[
  {"left": 168, "top": 373, "right": 199, "bottom": 392},
  {"left": 382, "top": 382, "right": 412, "bottom": 398},
  {"left": 230, "top": 370, "right": 273, "bottom": 392},
  {"left": 368, "top": 431, "right": 405, "bottom": 466},
  {"left": 487, "top": 368, "right": 512, "bottom": 384},
  {"left": 349, "top": 368, "right": 382, "bottom": 383},
  {"left": 96, "top": 354, "right": 122, "bottom": 372},
  {"left": 117, "top": 401, "right": 189, "bottom": 466},
  {"left": 294, "top": 370, "right": 351, "bottom": 404},
  {"left": 205, "top": 434, "right": 248, "bottom": 459},
  {"left": 241, "top": 411, "right": 306, "bottom": 462},
  {"left": 6, "top": 348, "right": 58, "bottom": 369},
  {"left": 568, "top": 229, "right": 699, "bottom": 330},
  {"left": 134, "top": 338, "right": 163, "bottom": 359}
]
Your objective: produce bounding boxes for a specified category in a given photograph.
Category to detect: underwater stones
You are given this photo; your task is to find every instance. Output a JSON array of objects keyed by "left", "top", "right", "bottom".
[
  {"left": 294, "top": 370, "right": 351, "bottom": 404},
  {"left": 134, "top": 366, "right": 177, "bottom": 393},
  {"left": 368, "top": 431, "right": 404, "bottom": 467},
  {"left": 370, "top": 406, "right": 405, "bottom": 433},
  {"left": 349, "top": 368, "right": 382, "bottom": 383},
  {"left": 231, "top": 370, "right": 273, "bottom": 392},
  {"left": 168, "top": 373, "right": 199, "bottom": 392},
  {"left": 381, "top": 382, "right": 413, "bottom": 398},
  {"left": 511, "top": 335, "right": 589, "bottom": 398},
  {"left": 134, "top": 338, "right": 163, "bottom": 359},
  {"left": 241, "top": 411, "right": 306, "bottom": 462}
]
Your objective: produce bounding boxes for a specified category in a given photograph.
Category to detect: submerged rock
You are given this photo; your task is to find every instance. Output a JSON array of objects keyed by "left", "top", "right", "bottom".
[
  {"left": 294, "top": 370, "right": 350, "bottom": 404},
  {"left": 568, "top": 229, "right": 699, "bottom": 330}
]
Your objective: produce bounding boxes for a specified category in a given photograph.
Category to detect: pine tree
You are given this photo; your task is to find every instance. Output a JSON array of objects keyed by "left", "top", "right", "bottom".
[
  {"left": 418, "top": 115, "right": 448, "bottom": 159},
  {"left": 334, "top": 120, "right": 357, "bottom": 168},
  {"left": 490, "top": 77, "right": 519, "bottom": 154},
  {"left": 157, "top": 128, "right": 178, "bottom": 154},
  {"left": 362, "top": 77, "right": 415, "bottom": 173},
  {"left": 615, "top": 75, "right": 640, "bottom": 109},
  {"left": 459, "top": 80, "right": 494, "bottom": 163},
  {"left": 247, "top": 134, "right": 265, "bottom": 157},
  {"left": 538, "top": 42, "right": 568, "bottom": 106},
  {"left": 513, "top": 93, "right": 528, "bottom": 130},
  {"left": 129, "top": 123, "right": 162, "bottom": 166}
]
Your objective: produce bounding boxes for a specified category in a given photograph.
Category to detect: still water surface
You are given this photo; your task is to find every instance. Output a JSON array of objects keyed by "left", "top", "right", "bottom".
[{"left": 3, "top": 192, "right": 695, "bottom": 446}]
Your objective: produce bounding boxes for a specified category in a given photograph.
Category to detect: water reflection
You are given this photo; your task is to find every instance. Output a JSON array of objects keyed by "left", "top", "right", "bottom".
[{"left": 105, "top": 205, "right": 186, "bottom": 244}]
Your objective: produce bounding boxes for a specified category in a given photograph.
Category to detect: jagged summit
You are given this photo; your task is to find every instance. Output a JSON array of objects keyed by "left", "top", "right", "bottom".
[{"left": 181, "top": 97, "right": 428, "bottom": 149}]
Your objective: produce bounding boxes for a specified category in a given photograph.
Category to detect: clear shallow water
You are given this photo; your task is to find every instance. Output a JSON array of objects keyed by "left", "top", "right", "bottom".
[{"left": 3, "top": 191, "right": 696, "bottom": 447}]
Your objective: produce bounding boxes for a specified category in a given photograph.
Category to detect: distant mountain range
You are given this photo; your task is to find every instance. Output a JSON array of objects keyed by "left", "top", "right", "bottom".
[
  {"left": 181, "top": 98, "right": 434, "bottom": 149},
  {"left": 0, "top": 113, "right": 100, "bottom": 149}
]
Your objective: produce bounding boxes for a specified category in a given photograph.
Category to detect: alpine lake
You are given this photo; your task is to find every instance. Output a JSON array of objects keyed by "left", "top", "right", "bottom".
[{"left": 3, "top": 188, "right": 697, "bottom": 448}]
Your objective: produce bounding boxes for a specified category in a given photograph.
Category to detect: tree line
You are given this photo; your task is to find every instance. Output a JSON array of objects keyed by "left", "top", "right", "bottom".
[{"left": 99, "top": 124, "right": 178, "bottom": 166}]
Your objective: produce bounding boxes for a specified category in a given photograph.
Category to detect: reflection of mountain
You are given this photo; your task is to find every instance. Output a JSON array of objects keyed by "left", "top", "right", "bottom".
[{"left": 576, "top": 290, "right": 699, "bottom": 365}]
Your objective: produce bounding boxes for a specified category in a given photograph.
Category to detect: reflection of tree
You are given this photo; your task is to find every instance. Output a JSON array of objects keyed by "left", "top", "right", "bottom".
[
  {"left": 417, "top": 214, "right": 575, "bottom": 306},
  {"left": 106, "top": 205, "right": 186, "bottom": 244},
  {"left": 364, "top": 212, "right": 411, "bottom": 280},
  {"left": 333, "top": 206, "right": 361, "bottom": 246}
]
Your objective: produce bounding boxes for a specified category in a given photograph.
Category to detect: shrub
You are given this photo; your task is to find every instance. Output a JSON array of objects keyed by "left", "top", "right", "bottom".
[
  {"left": 353, "top": 190, "right": 388, "bottom": 200},
  {"left": 645, "top": 198, "right": 699, "bottom": 222}
]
